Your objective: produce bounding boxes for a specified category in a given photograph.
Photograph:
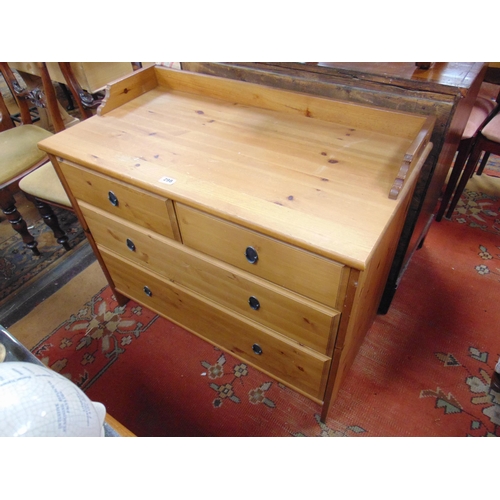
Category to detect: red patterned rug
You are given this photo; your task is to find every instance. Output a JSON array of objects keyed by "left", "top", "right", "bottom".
[{"left": 31, "top": 190, "right": 500, "bottom": 436}]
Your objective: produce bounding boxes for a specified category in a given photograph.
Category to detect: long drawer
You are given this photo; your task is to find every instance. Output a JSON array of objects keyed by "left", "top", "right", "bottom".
[
  {"left": 101, "top": 248, "right": 331, "bottom": 401},
  {"left": 59, "top": 160, "right": 180, "bottom": 239},
  {"left": 176, "top": 203, "right": 346, "bottom": 309},
  {"left": 81, "top": 202, "right": 340, "bottom": 354}
]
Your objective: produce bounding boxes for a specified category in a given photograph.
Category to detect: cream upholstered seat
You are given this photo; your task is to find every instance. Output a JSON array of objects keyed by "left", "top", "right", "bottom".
[
  {"left": 482, "top": 113, "right": 500, "bottom": 142},
  {"left": 0, "top": 125, "right": 53, "bottom": 183},
  {"left": 462, "top": 97, "right": 497, "bottom": 141},
  {"left": 19, "top": 162, "right": 71, "bottom": 207}
]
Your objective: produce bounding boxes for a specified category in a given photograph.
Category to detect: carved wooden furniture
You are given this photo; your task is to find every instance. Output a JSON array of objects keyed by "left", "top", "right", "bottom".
[
  {"left": 9, "top": 62, "right": 136, "bottom": 93},
  {"left": 9, "top": 62, "right": 138, "bottom": 117},
  {"left": 181, "top": 62, "right": 487, "bottom": 313},
  {"left": 0, "top": 62, "right": 69, "bottom": 254},
  {"left": 38, "top": 66, "right": 434, "bottom": 421}
]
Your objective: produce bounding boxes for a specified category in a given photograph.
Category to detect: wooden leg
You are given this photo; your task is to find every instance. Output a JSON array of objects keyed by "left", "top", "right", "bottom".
[
  {"left": 32, "top": 197, "right": 71, "bottom": 251},
  {"left": 445, "top": 146, "right": 483, "bottom": 219},
  {"left": 0, "top": 189, "right": 40, "bottom": 255},
  {"left": 436, "top": 139, "right": 472, "bottom": 222},
  {"left": 476, "top": 152, "right": 491, "bottom": 176}
]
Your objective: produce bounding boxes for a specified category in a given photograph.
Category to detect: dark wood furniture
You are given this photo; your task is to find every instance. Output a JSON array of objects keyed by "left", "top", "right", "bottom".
[
  {"left": 181, "top": 62, "right": 487, "bottom": 313},
  {"left": 0, "top": 62, "right": 68, "bottom": 254},
  {"left": 437, "top": 65, "right": 500, "bottom": 219}
]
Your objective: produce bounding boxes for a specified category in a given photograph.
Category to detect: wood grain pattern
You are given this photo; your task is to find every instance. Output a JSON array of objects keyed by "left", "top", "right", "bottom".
[
  {"left": 59, "top": 160, "right": 180, "bottom": 240},
  {"left": 38, "top": 67, "right": 434, "bottom": 420},
  {"left": 176, "top": 203, "right": 345, "bottom": 308},
  {"left": 40, "top": 68, "right": 433, "bottom": 268},
  {"left": 81, "top": 202, "right": 340, "bottom": 354},
  {"left": 102, "top": 249, "right": 331, "bottom": 401}
]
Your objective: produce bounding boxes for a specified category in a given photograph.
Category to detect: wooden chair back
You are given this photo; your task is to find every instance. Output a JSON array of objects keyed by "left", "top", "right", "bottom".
[
  {"left": 58, "top": 62, "right": 95, "bottom": 119},
  {"left": 0, "top": 62, "right": 65, "bottom": 132},
  {"left": 0, "top": 90, "right": 14, "bottom": 132}
]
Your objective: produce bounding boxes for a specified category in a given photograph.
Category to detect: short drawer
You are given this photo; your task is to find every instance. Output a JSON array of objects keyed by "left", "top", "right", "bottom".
[
  {"left": 81, "top": 202, "right": 340, "bottom": 355},
  {"left": 176, "top": 204, "right": 346, "bottom": 309},
  {"left": 101, "top": 249, "right": 331, "bottom": 402},
  {"left": 59, "top": 160, "right": 180, "bottom": 240}
]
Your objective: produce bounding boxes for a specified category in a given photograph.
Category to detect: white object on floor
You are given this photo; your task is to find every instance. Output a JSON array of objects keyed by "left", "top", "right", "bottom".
[{"left": 0, "top": 361, "right": 106, "bottom": 437}]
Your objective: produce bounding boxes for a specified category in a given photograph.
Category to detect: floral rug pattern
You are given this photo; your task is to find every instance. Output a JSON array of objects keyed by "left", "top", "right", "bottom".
[
  {"left": 421, "top": 346, "right": 500, "bottom": 436},
  {"left": 451, "top": 188, "right": 500, "bottom": 234},
  {"left": 32, "top": 286, "right": 158, "bottom": 391}
]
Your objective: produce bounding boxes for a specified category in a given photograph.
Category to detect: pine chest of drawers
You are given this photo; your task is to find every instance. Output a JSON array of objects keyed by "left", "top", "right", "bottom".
[{"left": 38, "top": 66, "right": 434, "bottom": 421}]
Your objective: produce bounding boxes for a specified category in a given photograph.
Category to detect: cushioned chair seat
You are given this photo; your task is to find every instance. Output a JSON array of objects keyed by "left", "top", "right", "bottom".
[
  {"left": 0, "top": 125, "right": 53, "bottom": 184},
  {"left": 19, "top": 162, "right": 71, "bottom": 207},
  {"left": 462, "top": 97, "right": 498, "bottom": 140},
  {"left": 481, "top": 114, "right": 500, "bottom": 143}
]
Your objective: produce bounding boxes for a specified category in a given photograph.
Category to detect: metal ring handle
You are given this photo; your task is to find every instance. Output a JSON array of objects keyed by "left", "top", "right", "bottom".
[
  {"left": 126, "top": 238, "right": 136, "bottom": 251},
  {"left": 252, "top": 344, "right": 263, "bottom": 355},
  {"left": 245, "top": 246, "right": 258, "bottom": 264},
  {"left": 108, "top": 191, "right": 119, "bottom": 206},
  {"left": 248, "top": 296, "right": 260, "bottom": 310}
]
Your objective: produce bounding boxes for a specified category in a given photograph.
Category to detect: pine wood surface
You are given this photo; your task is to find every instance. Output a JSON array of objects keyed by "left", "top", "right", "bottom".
[
  {"left": 39, "top": 67, "right": 433, "bottom": 270},
  {"left": 37, "top": 67, "right": 434, "bottom": 417},
  {"left": 59, "top": 160, "right": 180, "bottom": 239},
  {"left": 101, "top": 249, "right": 331, "bottom": 401},
  {"left": 175, "top": 203, "right": 346, "bottom": 309},
  {"left": 80, "top": 202, "right": 340, "bottom": 355}
]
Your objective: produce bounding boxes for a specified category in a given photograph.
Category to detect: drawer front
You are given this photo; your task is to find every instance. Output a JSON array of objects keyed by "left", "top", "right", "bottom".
[
  {"left": 59, "top": 160, "right": 180, "bottom": 240},
  {"left": 81, "top": 202, "right": 339, "bottom": 355},
  {"left": 101, "top": 249, "right": 331, "bottom": 401},
  {"left": 176, "top": 204, "right": 345, "bottom": 308}
]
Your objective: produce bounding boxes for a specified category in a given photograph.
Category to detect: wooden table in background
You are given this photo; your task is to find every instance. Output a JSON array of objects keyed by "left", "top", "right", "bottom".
[{"left": 181, "top": 62, "right": 487, "bottom": 312}]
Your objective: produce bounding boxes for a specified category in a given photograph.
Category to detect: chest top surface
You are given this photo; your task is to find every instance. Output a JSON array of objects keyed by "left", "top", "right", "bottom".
[{"left": 38, "top": 66, "right": 434, "bottom": 269}]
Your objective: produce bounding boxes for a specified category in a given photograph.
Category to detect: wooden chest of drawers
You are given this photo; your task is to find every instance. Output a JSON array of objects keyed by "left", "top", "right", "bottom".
[{"left": 38, "top": 66, "right": 434, "bottom": 421}]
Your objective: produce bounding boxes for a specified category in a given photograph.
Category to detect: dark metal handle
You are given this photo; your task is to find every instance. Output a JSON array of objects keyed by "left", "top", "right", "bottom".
[
  {"left": 245, "top": 246, "right": 258, "bottom": 264},
  {"left": 248, "top": 296, "right": 260, "bottom": 310},
  {"left": 252, "top": 344, "right": 263, "bottom": 355},
  {"left": 108, "top": 191, "right": 119, "bottom": 206},
  {"left": 143, "top": 286, "right": 152, "bottom": 297},
  {"left": 126, "top": 238, "right": 136, "bottom": 251}
]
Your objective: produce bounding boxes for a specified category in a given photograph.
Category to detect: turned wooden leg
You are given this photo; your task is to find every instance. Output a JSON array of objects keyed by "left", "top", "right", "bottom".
[
  {"left": 0, "top": 190, "right": 40, "bottom": 255},
  {"left": 32, "top": 197, "right": 71, "bottom": 251}
]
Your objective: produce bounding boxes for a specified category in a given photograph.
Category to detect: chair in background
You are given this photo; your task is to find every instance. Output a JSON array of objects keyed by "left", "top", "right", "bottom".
[
  {"left": 435, "top": 66, "right": 500, "bottom": 221},
  {"left": 445, "top": 111, "right": 500, "bottom": 219},
  {"left": 0, "top": 62, "right": 73, "bottom": 254},
  {"left": 58, "top": 62, "right": 100, "bottom": 119}
]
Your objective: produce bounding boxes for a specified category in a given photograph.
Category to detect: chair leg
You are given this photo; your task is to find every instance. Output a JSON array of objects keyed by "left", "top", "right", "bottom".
[
  {"left": 0, "top": 190, "right": 40, "bottom": 255},
  {"left": 436, "top": 140, "right": 472, "bottom": 222},
  {"left": 32, "top": 197, "right": 71, "bottom": 251},
  {"left": 476, "top": 152, "right": 491, "bottom": 176},
  {"left": 445, "top": 146, "right": 483, "bottom": 219}
]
